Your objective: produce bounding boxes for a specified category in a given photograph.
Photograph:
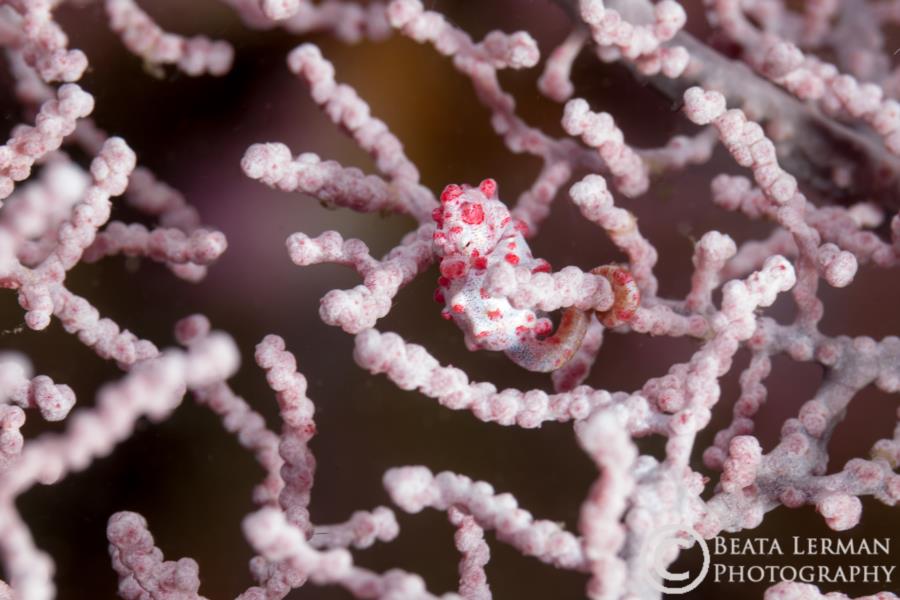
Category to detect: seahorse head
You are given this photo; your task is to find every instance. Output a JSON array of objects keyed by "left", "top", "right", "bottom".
[{"left": 431, "top": 179, "right": 511, "bottom": 262}]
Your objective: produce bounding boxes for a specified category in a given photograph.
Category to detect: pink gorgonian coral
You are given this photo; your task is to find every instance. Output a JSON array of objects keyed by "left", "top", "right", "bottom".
[{"left": 0, "top": 0, "right": 899, "bottom": 599}]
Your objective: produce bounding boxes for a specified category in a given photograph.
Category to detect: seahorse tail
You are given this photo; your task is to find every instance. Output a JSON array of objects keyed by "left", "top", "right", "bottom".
[
  {"left": 591, "top": 264, "right": 640, "bottom": 328},
  {"left": 504, "top": 307, "right": 590, "bottom": 372}
]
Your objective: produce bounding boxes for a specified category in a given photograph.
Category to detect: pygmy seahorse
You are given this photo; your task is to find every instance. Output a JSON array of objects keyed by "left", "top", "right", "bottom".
[{"left": 432, "top": 179, "right": 639, "bottom": 372}]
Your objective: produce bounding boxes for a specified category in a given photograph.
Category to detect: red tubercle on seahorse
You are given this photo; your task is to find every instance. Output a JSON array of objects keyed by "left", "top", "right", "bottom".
[
  {"left": 479, "top": 178, "right": 497, "bottom": 198},
  {"left": 440, "top": 184, "right": 463, "bottom": 204},
  {"left": 531, "top": 260, "right": 551, "bottom": 273},
  {"left": 440, "top": 259, "right": 467, "bottom": 279},
  {"left": 460, "top": 202, "right": 485, "bottom": 225}
]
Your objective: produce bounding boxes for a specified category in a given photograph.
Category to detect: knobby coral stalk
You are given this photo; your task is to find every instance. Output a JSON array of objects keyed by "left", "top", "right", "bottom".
[{"left": 0, "top": 1, "right": 898, "bottom": 599}]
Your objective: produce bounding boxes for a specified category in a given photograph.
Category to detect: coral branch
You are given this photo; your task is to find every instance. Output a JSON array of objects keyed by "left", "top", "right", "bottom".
[
  {"left": 0, "top": 84, "right": 94, "bottom": 200},
  {"left": 0, "top": 333, "right": 239, "bottom": 600},
  {"left": 105, "top": 0, "right": 234, "bottom": 76},
  {"left": 108, "top": 511, "right": 208, "bottom": 599},
  {"left": 384, "top": 467, "right": 588, "bottom": 571},
  {"left": 448, "top": 506, "right": 491, "bottom": 600},
  {"left": 355, "top": 328, "right": 620, "bottom": 427},
  {"left": 1, "top": 2, "right": 899, "bottom": 598}
]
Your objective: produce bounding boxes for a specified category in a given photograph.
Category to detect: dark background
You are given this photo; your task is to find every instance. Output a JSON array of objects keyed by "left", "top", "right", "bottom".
[{"left": 0, "top": 1, "right": 897, "bottom": 598}]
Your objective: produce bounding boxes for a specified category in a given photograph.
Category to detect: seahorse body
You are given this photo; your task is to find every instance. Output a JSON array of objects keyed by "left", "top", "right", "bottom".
[{"left": 432, "top": 179, "right": 637, "bottom": 372}]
